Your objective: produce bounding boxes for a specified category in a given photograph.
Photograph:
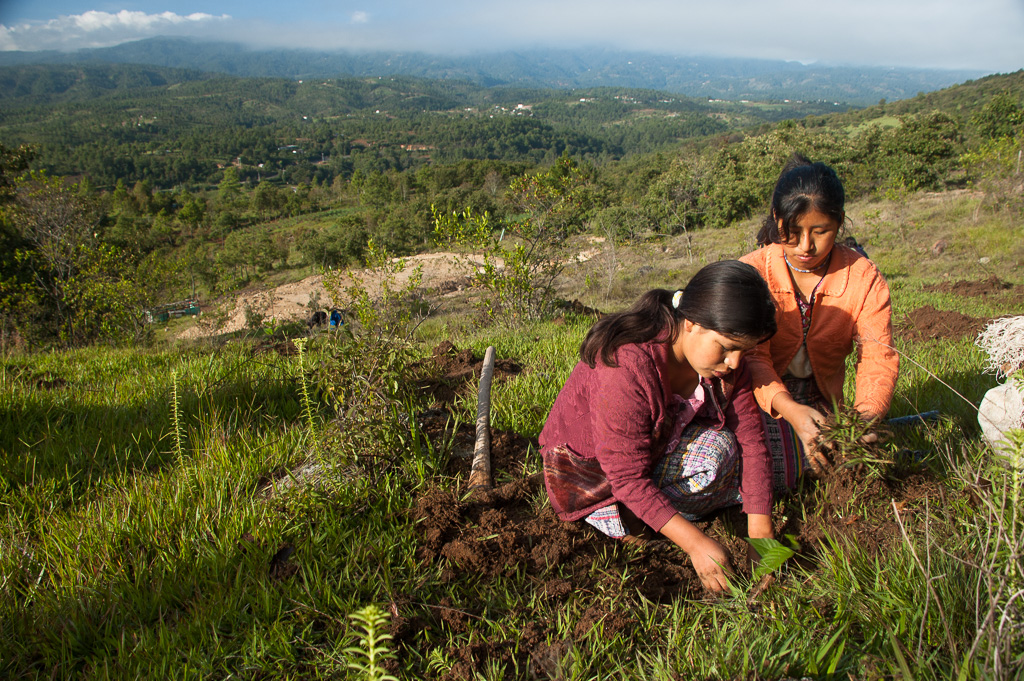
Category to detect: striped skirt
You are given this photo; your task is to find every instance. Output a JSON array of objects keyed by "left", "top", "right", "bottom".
[
  {"left": 760, "top": 376, "right": 830, "bottom": 492},
  {"left": 584, "top": 424, "right": 741, "bottom": 539}
]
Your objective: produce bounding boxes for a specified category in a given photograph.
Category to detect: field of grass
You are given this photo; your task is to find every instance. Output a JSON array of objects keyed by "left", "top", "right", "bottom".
[{"left": 2, "top": 190, "right": 1023, "bottom": 679}]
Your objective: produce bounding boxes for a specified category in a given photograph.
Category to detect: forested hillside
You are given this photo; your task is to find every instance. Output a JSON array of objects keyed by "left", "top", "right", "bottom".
[
  {"left": 0, "top": 63, "right": 1021, "bottom": 348},
  {"left": 0, "top": 64, "right": 844, "bottom": 190}
]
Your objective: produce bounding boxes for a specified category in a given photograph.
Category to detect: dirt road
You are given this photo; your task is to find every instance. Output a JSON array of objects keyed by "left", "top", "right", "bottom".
[{"left": 177, "top": 252, "right": 484, "bottom": 339}]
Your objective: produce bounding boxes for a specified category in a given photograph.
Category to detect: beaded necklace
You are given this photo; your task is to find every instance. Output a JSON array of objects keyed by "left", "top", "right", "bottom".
[{"left": 783, "top": 251, "right": 831, "bottom": 274}]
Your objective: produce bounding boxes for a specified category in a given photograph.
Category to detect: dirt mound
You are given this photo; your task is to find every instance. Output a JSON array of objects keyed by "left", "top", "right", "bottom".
[
  {"left": 900, "top": 305, "right": 988, "bottom": 341},
  {"left": 404, "top": 427, "right": 703, "bottom": 679},
  {"left": 924, "top": 275, "right": 1013, "bottom": 297},
  {"left": 252, "top": 339, "right": 298, "bottom": 356}
]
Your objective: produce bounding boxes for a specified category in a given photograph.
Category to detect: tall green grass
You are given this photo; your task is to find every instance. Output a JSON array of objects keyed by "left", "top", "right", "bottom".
[{"left": 2, "top": 191, "right": 1023, "bottom": 679}]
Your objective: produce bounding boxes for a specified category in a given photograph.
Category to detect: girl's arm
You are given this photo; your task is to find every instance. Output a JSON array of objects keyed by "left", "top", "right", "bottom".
[
  {"left": 748, "top": 513, "right": 774, "bottom": 538},
  {"left": 743, "top": 339, "right": 790, "bottom": 416},
  {"left": 659, "top": 514, "right": 733, "bottom": 592},
  {"left": 852, "top": 267, "right": 899, "bottom": 418},
  {"left": 729, "top": 362, "right": 775, "bottom": 513},
  {"left": 727, "top": 364, "right": 778, "bottom": 565},
  {"left": 746, "top": 512, "right": 775, "bottom": 569},
  {"left": 770, "top": 391, "right": 829, "bottom": 472}
]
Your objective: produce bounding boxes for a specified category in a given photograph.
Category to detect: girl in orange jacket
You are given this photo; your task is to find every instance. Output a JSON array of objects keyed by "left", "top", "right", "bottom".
[{"left": 739, "top": 155, "right": 898, "bottom": 487}]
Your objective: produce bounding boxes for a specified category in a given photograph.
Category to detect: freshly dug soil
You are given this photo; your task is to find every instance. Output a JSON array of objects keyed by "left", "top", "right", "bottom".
[
  {"left": 900, "top": 305, "right": 989, "bottom": 342},
  {"left": 923, "top": 275, "right": 1013, "bottom": 297},
  {"left": 411, "top": 340, "right": 523, "bottom": 408},
  {"left": 792, "top": 410, "right": 940, "bottom": 560},
  {"left": 398, "top": 342, "right": 946, "bottom": 678},
  {"left": 900, "top": 276, "right": 1024, "bottom": 341}
]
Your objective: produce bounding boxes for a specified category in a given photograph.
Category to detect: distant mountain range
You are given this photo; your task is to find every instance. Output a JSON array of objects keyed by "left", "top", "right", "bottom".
[{"left": 0, "top": 37, "right": 989, "bottom": 106}]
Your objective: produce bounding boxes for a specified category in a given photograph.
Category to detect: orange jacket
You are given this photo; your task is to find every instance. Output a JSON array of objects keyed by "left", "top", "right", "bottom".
[{"left": 739, "top": 243, "right": 898, "bottom": 419}]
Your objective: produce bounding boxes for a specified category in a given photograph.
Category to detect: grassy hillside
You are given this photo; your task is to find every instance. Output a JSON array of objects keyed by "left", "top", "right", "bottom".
[{"left": 2, "top": 189, "right": 1022, "bottom": 678}]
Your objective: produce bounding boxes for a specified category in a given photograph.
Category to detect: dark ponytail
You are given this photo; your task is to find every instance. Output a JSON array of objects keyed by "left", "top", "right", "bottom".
[
  {"left": 580, "top": 260, "right": 776, "bottom": 368},
  {"left": 756, "top": 153, "right": 846, "bottom": 246}
]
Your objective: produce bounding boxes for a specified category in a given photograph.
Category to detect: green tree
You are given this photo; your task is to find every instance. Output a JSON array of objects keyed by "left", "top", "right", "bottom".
[
  {"left": 8, "top": 172, "right": 101, "bottom": 342},
  {"left": 252, "top": 180, "right": 284, "bottom": 219},
  {"left": 971, "top": 92, "right": 1024, "bottom": 141},
  {"left": 61, "top": 245, "right": 181, "bottom": 346},
  {"left": 297, "top": 216, "right": 368, "bottom": 271},
  {"left": 1, "top": 170, "right": 178, "bottom": 346},
  {"left": 131, "top": 180, "right": 152, "bottom": 214},
  {"left": 217, "top": 167, "right": 244, "bottom": 211},
  {"left": 433, "top": 155, "right": 593, "bottom": 323},
  {"left": 881, "top": 112, "right": 963, "bottom": 191},
  {"left": 0, "top": 143, "right": 34, "bottom": 348},
  {"left": 176, "top": 193, "right": 206, "bottom": 237},
  {"left": 110, "top": 179, "right": 136, "bottom": 215}
]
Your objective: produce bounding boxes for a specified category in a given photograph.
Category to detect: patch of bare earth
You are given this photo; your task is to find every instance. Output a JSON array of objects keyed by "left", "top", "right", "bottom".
[
  {"left": 900, "top": 305, "right": 989, "bottom": 342},
  {"left": 177, "top": 252, "right": 484, "bottom": 340},
  {"left": 923, "top": 275, "right": 1014, "bottom": 298},
  {"left": 901, "top": 276, "right": 1024, "bottom": 342}
]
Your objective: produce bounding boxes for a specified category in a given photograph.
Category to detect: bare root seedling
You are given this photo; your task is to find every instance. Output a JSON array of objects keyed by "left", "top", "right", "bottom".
[{"left": 814, "top": 404, "right": 894, "bottom": 476}]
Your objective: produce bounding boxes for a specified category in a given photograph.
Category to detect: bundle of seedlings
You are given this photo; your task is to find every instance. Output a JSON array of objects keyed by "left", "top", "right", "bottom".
[{"left": 813, "top": 403, "right": 894, "bottom": 478}]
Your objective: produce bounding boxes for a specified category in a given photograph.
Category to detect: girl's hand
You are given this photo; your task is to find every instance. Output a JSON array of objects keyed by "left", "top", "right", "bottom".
[
  {"left": 659, "top": 514, "right": 734, "bottom": 592},
  {"left": 688, "top": 534, "right": 734, "bottom": 592},
  {"left": 792, "top": 404, "right": 829, "bottom": 473},
  {"left": 858, "top": 411, "right": 881, "bottom": 444},
  {"left": 774, "top": 395, "right": 828, "bottom": 473}
]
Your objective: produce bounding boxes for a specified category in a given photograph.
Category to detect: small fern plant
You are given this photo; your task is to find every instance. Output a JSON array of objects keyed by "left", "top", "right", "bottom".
[
  {"left": 344, "top": 604, "right": 398, "bottom": 681},
  {"left": 170, "top": 369, "right": 186, "bottom": 459},
  {"left": 293, "top": 337, "right": 317, "bottom": 434}
]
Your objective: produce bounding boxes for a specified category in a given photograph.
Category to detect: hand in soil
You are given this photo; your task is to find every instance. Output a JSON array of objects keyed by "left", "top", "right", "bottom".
[
  {"left": 688, "top": 535, "right": 735, "bottom": 593},
  {"left": 814, "top": 406, "right": 894, "bottom": 472},
  {"left": 660, "top": 514, "right": 735, "bottom": 592}
]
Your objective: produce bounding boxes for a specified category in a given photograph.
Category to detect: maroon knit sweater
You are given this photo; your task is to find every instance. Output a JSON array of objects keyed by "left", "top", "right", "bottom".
[{"left": 539, "top": 339, "right": 772, "bottom": 531}]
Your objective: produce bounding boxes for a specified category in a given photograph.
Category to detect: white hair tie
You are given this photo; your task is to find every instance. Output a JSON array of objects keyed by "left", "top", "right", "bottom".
[{"left": 671, "top": 290, "right": 683, "bottom": 309}]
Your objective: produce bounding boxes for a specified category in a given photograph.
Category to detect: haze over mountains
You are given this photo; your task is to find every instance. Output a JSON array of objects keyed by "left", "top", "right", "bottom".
[{"left": 0, "top": 37, "right": 990, "bottom": 106}]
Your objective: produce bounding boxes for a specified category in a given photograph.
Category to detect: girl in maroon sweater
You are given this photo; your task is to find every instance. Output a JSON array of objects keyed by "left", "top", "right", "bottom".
[{"left": 540, "top": 260, "right": 777, "bottom": 592}]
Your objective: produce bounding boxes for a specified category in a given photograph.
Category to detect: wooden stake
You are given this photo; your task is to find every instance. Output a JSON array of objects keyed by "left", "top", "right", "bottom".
[{"left": 468, "top": 346, "right": 496, "bottom": 490}]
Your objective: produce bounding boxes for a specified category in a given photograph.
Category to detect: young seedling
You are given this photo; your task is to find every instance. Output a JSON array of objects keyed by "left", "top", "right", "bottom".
[
  {"left": 344, "top": 605, "right": 398, "bottom": 681},
  {"left": 747, "top": 535, "right": 799, "bottom": 581},
  {"left": 742, "top": 535, "right": 798, "bottom": 601}
]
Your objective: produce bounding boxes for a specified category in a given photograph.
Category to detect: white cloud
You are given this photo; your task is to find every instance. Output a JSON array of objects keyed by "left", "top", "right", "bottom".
[
  {"left": 0, "top": 10, "right": 230, "bottom": 52},
  {"left": 0, "top": 1, "right": 1020, "bottom": 71}
]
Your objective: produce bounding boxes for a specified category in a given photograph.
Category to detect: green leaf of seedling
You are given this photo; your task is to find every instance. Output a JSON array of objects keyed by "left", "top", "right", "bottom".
[{"left": 747, "top": 537, "right": 796, "bottom": 580}]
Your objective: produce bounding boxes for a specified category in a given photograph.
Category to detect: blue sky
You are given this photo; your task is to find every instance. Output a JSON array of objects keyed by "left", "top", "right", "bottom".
[{"left": 1, "top": 1, "right": 1022, "bottom": 73}]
